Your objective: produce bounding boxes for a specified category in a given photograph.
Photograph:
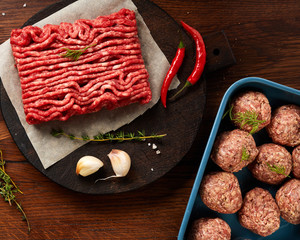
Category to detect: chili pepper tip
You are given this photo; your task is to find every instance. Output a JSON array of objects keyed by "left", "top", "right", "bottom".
[{"left": 161, "top": 97, "right": 167, "bottom": 108}]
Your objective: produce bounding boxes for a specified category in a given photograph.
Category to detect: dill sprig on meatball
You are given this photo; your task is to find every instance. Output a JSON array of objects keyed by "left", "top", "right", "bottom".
[{"left": 231, "top": 109, "right": 266, "bottom": 134}]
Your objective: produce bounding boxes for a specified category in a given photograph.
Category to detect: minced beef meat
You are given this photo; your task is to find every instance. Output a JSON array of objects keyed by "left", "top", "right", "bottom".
[
  {"left": 248, "top": 143, "right": 292, "bottom": 185},
  {"left": 266, "top": 104, "right": 300, "bottom": 147},
  {"left": 230, "top": 91, "right": 271, "bottom": 133},
  {"left": 200, "top": 171, "right": 242, "bottom": 214},
  {"left": 211, "top": 129, "right": 258, "bottom": 172},
  {"left": 275, "top": 178, "right": 300, "bottom": 225},
  {"left": 238, "top": 187, "right": 280, "bottom": 237},
  {"left": 188, "top": 217, "right": 231, "bottom": 240},
  {"left": 292, "top": 145, "right": 300, "bottom": 179}
]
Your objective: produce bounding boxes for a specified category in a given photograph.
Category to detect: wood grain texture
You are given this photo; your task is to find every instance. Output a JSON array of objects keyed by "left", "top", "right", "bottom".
[
  {"left": 0, "top": 0, "right": 299, "bottom": 239},
  {"left": 1, "top": 0, "right": 206, "bottom": 195}
]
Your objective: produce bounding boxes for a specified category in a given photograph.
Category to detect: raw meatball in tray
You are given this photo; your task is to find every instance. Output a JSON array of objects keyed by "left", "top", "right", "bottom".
[
  {"left": 239, "top": 187, "right": 280, "bottom": 237},
  {"left": 230, "top": 90, "right": 271, "bottom": 134},
  {"left": 211, "top": 129, "right": 258, "bottom": 173},
  {"left": 199, "top": 171, "right": 242, "bottom": 214},
  {"left": 292, "top": 145, "right": 300, "bottom": 179},
  {"left": 248, "top": 143, "right": 292, "bottom": 185},
  {"left": 266, "top": 104, "right": 300, "bottom": 147},
  {"left": 187, "top": 217, "right": 231, "bottom": 240},
  {"left": 276, "top": 179, "right": 300, "bottom": 225}
]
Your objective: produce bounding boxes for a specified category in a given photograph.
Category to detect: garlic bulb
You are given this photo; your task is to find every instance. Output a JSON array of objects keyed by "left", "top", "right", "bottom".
[
  {"left": 95, "top": 149, "right": 131, "bottom": 181},
  {"left": 76, "top": 156, "right": 104, "bottom": 177}
]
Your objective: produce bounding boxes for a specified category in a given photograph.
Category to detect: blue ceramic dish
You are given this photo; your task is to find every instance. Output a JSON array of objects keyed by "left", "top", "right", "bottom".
[{"left": 178, "top": 77, "right": 300, "bottom": 240}]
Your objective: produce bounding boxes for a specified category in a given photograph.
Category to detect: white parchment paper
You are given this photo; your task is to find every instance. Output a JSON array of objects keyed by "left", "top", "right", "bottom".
[{"left": 0, "top": 0, "right": 179, "bottom": 169}]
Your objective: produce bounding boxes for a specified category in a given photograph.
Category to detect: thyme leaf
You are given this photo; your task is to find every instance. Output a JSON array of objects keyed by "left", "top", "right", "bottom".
[
  {"left": 266, "top": 163, "right": 291, "bottom": 178},
  {"left": 51, "top": 129, "right": 166, "bottom": 142},
  {"left": 0, "top": 150, "right": 30, "bottom": 232},
  {"left": 61, "top": 43, "right": 96, "bottom": 61}
]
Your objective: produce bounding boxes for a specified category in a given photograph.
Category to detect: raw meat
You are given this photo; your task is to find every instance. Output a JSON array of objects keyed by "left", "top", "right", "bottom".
[{"left": 10, "top": 8, "right": 152, "bottom": 124}]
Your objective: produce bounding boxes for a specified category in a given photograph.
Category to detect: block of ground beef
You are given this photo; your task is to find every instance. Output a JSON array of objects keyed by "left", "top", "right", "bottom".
[{"left": 10, "top": 8, "right": 152, "bottom": 124}]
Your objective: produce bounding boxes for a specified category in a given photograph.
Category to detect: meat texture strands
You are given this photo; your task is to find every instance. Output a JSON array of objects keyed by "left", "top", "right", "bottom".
[{"left": 10, "top": 8, "right": 152, "bottom": 124}]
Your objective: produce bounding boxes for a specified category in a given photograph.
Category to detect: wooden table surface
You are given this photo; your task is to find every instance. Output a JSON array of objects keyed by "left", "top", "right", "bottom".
[{"left": 0, "top": 0, "right": 299, "bottom": 239}]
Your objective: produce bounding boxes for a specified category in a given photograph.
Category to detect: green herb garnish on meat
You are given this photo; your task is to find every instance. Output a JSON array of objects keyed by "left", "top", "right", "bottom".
[
  {"left": 61, "top": 43, "right": 96, "bottom": 61},
  {"left": 241, "top": 147, "right": 250, "bottom": 162},
  {"left": 266, "top": 163, "right": 291, "bottom": 177},
  {"left": 223, "top": 104, "right": 266, "bottom": 134}
]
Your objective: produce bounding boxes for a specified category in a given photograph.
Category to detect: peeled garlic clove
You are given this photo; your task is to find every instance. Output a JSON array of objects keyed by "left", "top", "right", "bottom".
[
  {"left": 108, "top": 149, "right": 131, "bottom": 177},
  {"left": 76, "top": 156, "right": 104, "bottom": 177},
  {"left": 95, "top": 149, "right": 131, "bottom": 182}
]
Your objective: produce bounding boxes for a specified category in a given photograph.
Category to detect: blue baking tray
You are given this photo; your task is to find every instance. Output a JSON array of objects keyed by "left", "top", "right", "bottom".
[{"left": 178, "top": 77, "right": 300, "bottom": 240}]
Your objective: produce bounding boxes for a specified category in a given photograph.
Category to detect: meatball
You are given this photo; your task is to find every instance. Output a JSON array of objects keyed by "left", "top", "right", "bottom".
[
  {"left": 200, "top": 171, "right": 242, "bottom": 214},
  {"left": 266, "top": 104, "right": 300, "bottom": 147},
  {"left": 211, "top": 129, "right": 258, "bottom": 172},
  {"left": 239, "top": 187, "right": 280, "bottom": 237},
  {"left": 276, "top": 178, "right": 300, "bottom": 224},
  {"left": 292, "top": 145, "right": 300, "bottom": 179},
  {"left": 188, "top": 218, "right": 231, "bottom": 240},
  {"left": 248, "top": 143, "right": 292, "bottom": 185},
  {"left": 230, "top": 91, "right": 271, "bottom": 133}
]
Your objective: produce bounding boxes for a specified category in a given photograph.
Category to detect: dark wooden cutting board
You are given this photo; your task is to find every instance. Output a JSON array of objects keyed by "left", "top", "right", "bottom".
[{"left": 0, "top": 0, "right": 234, "bottom": 194}]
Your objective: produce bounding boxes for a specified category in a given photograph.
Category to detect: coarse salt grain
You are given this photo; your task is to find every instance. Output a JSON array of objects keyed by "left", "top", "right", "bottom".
[
  {"left": 147, "top": 143, "right": 151, "bottom": 147},
  {"left": 156, "top": 150, "right": 161, "bottom": 155},
  {"left": 2, "top": 13, "right": 5, "bottom": 16},
  {"left": 152, "top": 143, "right": 157, "bottom": 150},
  {"left": 151, "top": 168, "right": 154, "bottom": 171},
  {"left": 23, "top": 3, "right": 27, "bottom": 8}
]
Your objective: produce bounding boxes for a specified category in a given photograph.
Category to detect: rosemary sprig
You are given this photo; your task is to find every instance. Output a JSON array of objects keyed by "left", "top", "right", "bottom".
[
  {"left": 223, "top": 104, "right": 265, "bottom": 134},
  {"left": 241, "top": 147, "right": 250, "bottom": 162},
  {"left": 266, "top": 163, "right": 291, "bottom": 178},
  {"left": 51, "top": 129, "right": 166, "bottom": 142},
  {"left": 0, "top": 150, "right": 30, "bottom": 232},
  {"left": 61, "top": 43, "right": 96, "bottom": 61}
]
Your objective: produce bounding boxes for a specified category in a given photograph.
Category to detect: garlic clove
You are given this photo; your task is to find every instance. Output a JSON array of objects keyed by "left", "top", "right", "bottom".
[
  {"left": 76, "top": 156, "right": 104, "bottom": 177},
  {"left": 95, "top": 149, "right": 131, "bottom": 182},
  {"left": 108, "top": 149, "right": 131, "bottom": 177}
]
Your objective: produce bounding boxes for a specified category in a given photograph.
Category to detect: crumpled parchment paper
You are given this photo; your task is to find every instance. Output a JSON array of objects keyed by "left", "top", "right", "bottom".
[{"left": 0, "top": 0, "right": 179, "bottom": 169}]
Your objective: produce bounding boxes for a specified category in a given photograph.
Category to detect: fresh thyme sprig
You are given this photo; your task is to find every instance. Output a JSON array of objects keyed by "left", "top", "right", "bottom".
[
  {"left": 0, "top": 150, "right": 30, "bottom": 232},
  {"left": 241, "top": 147, "right": 250, "bottom": 162},
  {"left": 51, "top": 129, "right": 166, "bottom": 142},
  {"left": 223, "top": 104, "right": 266, "bottom": 134},
  {"left": 266, "top": 163, "right": 291, "bottom": 178},
  {"left": 61, "top": 43, "right": 96, "bottom": 61}
]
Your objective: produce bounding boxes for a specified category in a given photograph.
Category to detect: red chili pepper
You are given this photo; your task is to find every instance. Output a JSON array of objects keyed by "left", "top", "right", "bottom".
[
  {"left": 160, "top": 41, "right": 185, "bottom": 108},
  {"left": 171, "top": 21, "right": 206, "bottom": 99}
]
